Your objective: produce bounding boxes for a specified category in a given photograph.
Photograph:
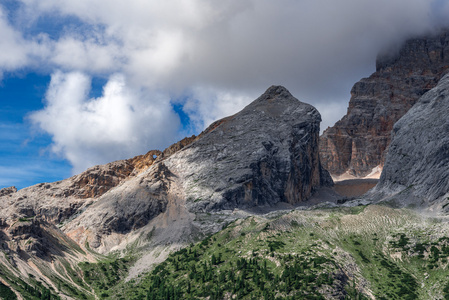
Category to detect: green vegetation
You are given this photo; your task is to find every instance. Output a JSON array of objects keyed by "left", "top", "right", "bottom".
[
  {"left": 0, "top": 267, "right": 60, "bottom": 300},
  {"left": 0, "top": 282, "right": 17, "bottom": 300},
  {"left": 8, "top": 205, "right": 449, "bottom": 299},
  {"left": 79, "top": 257, "right": 133, "bottom": 298},
  {"left": 63, "top": 206, "right": 449, "bottom": 299},
  {"left": 116, "top": 227, "right": 365, "bottom": 300}
]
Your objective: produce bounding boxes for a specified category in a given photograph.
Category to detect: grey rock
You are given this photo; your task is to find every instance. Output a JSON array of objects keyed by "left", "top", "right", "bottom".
[
  {"left": 369, "top": 73, "right": 449, "bottom": 208},
  {"left": 166, "top": 85, "right": 333, "bottom": 212},
  {"left": 320, "top": 29, "right": 449, "bottom": 177},
  {"left": 0, "top": 85, "right": 332, "bottom": 255},
  {"left": 0, "top": 186, "right": 17, "bottom": 197}
]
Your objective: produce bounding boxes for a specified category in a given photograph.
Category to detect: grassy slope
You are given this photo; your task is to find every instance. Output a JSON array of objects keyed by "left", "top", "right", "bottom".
[
  {"left": 76, "top": 205, "right": 449, "bottom": 299},
  {"left": 5, "top": 205, "right": 449, "bottom": 299}
]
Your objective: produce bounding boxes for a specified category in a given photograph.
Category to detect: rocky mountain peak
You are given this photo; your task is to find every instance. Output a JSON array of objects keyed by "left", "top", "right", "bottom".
[
  {"left": 259, "top": 85, "right": 293, "bottom": 99},
  {"left": 376, "top": 29, "right": 449, "bottom": 72},
  {"left": 320, "top": 29, "right": 449, "bottom": 179},
  {"left": 0, "top": 186, "right": 17, "bottom": 197},
  {"left": 156, "top": 85, "right": 331, "bottom": 210},
  {"left": 245, "top": 85, "right": 302, "bottom": 113}
]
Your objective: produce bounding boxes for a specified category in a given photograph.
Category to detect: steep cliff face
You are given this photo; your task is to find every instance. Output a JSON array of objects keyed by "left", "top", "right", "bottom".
[
  {"left": 171, "top": 85, "right": 333, "bottom": 211},
  {"left": 369, "top": 73, "right": 449, "bottom": 208},
  {"left": 320, "top": 30, "right": 449, "bottom": 178}
]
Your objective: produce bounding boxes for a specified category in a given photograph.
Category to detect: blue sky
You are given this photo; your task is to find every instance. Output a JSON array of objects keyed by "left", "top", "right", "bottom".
[
  {"left": 0, "top": 72, "right": 110, "bottom": 188},
  {"left": 0, "top": 73, "right": 70, "bottom": 188},
  {"left": 1, "top": 0, "right": 448, "bottom": 190}
]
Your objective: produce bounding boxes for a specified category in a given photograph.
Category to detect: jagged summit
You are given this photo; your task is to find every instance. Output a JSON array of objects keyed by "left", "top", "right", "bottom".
[
  {"left": 375, "top": 28, "right": 449, "bottom": 72},
  {"left": 245, "top": 85, "right": 306, "bottom": 112},
  {"left": 320, "top": 29, "right": 449, "bottom": 178},
  {"left": 180, "top": 85, "right": 331, "bottom": 211},
  {"left": 258, "top": 85, "right": 293, "bottom": 99}
]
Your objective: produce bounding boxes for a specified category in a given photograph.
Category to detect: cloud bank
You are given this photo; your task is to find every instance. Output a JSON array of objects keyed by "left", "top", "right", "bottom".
[{"left": 2, "top": 0, "right": 449, "bottom": 173}]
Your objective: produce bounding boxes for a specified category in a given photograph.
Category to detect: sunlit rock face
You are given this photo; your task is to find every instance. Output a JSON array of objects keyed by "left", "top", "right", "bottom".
[
  {"left": 370, "top": 73, "right": 449, "bottom": 208},
  {"left": 0, "top": 149, "right": 162, "bottom": 225},
  {"left": 320, "top": 30, "right": 449, "bottom": 178}
]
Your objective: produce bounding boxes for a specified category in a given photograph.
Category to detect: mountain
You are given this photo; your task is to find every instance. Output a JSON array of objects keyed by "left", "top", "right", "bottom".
[
  {"left": 368, "top": 72, "right": 449, "bottom": 209},
  {"left": 0, "top": 85, "right": 334, "bottom": 298},
  {"left": 57, "top": 85, "right": 332, "bottom": 252},
  {"left": 320, "top": 29, "right": 449, "bottom": 179},
  {"left": 1, "top": 30, "right": 449, "bottom": 299}
]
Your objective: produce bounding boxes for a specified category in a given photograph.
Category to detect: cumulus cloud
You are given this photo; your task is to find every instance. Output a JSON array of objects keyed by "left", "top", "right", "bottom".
[
  {"left": 29, "top": 71, "right": 180, "bottom": 173},
  {"left": 17, "top": 0, "right": 445, "bottom": 92},
  {"left": 2, "top": 0, "right": 449, "bottom": 172},
  {"left": 0, "top": 7, "right": 30, "bottom": 76}
]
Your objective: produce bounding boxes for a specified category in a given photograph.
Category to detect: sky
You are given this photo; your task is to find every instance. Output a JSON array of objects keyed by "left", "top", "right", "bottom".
[{"left": 1, "top": 0, "right": 449, "bottom": 190}]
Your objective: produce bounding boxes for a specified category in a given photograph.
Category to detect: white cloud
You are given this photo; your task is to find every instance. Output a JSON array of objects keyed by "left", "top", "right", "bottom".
[
  {"left": 0, "top": 8, "right": 29, "bottom": 75},
  {"left": 1, "top": 0, "right": 449, "bottom": 173},
  {"left": 51, "top": 35, "right": 122, "bottom": 73},
  {"left": 183, "top": 87, "right": 254, "bottom": 131},
  {"left": 29, "top": 71, "right": 180, "bottom": 173},
  {"left": 14, "top": 0, "right": 447, "bottom": 94}
]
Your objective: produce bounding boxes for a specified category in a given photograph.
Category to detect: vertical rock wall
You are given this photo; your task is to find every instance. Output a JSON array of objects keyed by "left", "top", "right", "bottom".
[
  {"left": 320, "top": 30, "right": 449, "bottom": 178},
  {"left": 371, "top": 73, "right": 449, "bottom": 207}
]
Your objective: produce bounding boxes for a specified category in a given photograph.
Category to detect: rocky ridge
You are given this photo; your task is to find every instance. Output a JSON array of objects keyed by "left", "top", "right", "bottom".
[
  {"left": 320, "top": 29, "right": 449, "bottom": 178},
  {"left": 0, "top": 149, "right": 164, "bottom": 226},
  {"left": 369, "top": 73, "right": 449, "bottom": 209}
]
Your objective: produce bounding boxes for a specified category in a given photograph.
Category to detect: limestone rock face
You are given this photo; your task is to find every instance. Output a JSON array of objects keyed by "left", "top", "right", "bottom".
[
  {"left": 370, "top": 73, "right": 449, "bottom": 207},
  {"left": 320, "top": 30, "right": 449, "bottom": 177},
  {"left": 167, "top": 85, "right": 333, "bottom": 211}
]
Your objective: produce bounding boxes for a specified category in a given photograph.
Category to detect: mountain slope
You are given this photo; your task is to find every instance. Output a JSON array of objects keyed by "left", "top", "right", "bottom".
[
  {"left": 0, "top": 85, "right": 334, "bottom": 298},
  {"left": 82, "top": 205, "right": 449, "bottom": 300}
]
